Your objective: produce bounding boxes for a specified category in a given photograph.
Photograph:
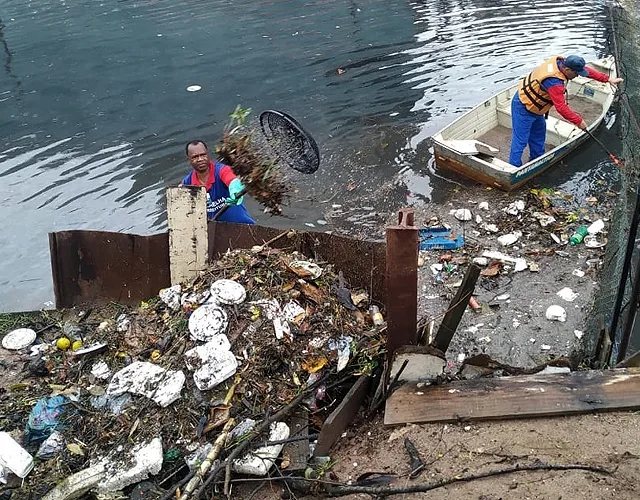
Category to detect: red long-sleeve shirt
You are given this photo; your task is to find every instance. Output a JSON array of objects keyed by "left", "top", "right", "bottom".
[{"left": 545, "top": 67, "right": 611, "bottom": 125}]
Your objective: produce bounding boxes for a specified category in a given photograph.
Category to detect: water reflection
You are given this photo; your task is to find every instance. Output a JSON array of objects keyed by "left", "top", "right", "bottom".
[{"left": 0, "top": 0, "right": 617, "bottom": 310}]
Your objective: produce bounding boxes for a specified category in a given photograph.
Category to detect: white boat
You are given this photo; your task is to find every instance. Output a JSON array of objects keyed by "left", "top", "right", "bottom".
[{"left": 431, "top": 56, "right": 617, "bottom": 190}]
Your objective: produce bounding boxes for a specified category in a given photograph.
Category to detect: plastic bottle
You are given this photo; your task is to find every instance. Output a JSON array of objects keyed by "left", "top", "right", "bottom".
[
  {"left": 569, "top": 226, "right": 589, "bottom": 245},
  {"left": 369, "top": 305, "right": 384, "bottom": 326}
]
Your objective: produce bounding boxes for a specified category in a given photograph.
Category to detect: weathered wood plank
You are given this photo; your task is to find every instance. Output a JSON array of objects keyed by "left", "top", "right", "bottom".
[
  {"left": 283, "top": 409, "right": 309, "bottom": 472},
  {"left": 384, "top": 368, "right": 640, "bottom": 426},
  {"left": 616, "top": 350, "right": 640, "bottom": 368},
  {"left": 166, "top": 186, "right": 208, "bottom": 285},
  {"left": 433, "top": 263, "right": 481, "bottom": 353},
  {"left": 314, "top": 375, "right": 371, "bottom": 456}
]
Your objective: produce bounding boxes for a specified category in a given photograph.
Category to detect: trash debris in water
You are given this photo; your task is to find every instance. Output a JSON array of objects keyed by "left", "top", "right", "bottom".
[
  {"left": 545, "top": 305, "right": 567, "bottom": 322},
  {"left": 557, "top": 287, "right": 578, "bottom": 302}
]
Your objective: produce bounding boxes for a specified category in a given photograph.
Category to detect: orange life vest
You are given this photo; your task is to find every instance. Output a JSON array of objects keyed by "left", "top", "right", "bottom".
[{"left": 518, "top": 56, "right": 568, "bottom": 115}]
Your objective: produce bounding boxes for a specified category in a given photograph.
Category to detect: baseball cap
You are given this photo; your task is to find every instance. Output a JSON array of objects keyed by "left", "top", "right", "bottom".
[{"left": 564, "top": 55, "right": 588, "bottom": 77}]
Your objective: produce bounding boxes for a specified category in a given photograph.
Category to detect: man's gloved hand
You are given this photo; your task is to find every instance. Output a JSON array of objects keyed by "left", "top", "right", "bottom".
[{"left": 226, "top": 178, "right": 245, "bottom": 206}]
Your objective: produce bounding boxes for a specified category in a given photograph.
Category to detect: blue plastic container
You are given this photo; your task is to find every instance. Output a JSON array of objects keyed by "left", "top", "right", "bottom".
[{"left": 419, "top": 227, "right": 464, "bottom": 250}]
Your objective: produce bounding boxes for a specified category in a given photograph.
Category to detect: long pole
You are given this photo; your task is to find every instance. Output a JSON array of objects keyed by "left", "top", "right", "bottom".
[
  {"left": 584, "top": 129, "right": 623, "bottom": 166},
  {"left": 608, "top": 184, "right": 640, "bottom": 356}
]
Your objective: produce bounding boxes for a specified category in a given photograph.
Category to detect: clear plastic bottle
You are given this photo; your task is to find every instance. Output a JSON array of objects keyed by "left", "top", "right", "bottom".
[
  {"left": 369, "top": 305, "right": 384, "bottom": 326},
  {"left": 569, "top": 226, "right": 589, "bottom": 245}
]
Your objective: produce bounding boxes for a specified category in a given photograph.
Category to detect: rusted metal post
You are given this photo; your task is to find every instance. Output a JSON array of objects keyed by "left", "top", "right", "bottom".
[{"left": 385, "top": 209, "right": 419, "bottom": 364}]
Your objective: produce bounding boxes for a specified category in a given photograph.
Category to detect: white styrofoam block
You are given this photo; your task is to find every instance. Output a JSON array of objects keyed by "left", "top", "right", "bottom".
[
  {"left": 232, "top": 422, "right": 290, "bottom": 476},
  {"left": 184, "top": 336, "right": 237, "bottom": 390},
  {"left": 0, "top": 431, "right": 34, "bottom": 478},
  {"left": 42, "top": 464, "right": 106, "bottom": 500},
  {"left": 95, "top": 438, "right": 163, "bottom": 493},
  {"left": 106, "top": 361, "right": 185, "bottom": 407}
]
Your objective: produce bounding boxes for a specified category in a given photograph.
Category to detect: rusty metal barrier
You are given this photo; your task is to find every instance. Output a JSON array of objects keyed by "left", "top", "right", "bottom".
[
  {"left": 49, "top": 230, "right": 171, "bottom": 309},
  {"left": 49, "top": 222, "right": 387, "bottom": 308}
]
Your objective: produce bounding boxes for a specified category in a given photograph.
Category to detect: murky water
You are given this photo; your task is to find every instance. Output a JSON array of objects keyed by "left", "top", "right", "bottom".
[{"left": 0, "top": 0, "right": 620, "bottom": 311}]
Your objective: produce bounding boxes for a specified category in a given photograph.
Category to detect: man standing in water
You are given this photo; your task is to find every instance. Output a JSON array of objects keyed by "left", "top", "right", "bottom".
[
  {"left": 181, "top": 140, "right": 255, "bottom": 224},
  {"left": 509, "top": 55, "right": 623, "bottom": 167}
]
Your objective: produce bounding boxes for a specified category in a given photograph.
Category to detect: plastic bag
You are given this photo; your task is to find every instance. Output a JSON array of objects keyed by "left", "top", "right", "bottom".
[
  {"left": 25, "top": 396, "right": 69, "bottom": 446},
  {"left": 36, "top": 431, "right": 65, "bottom": 460}
]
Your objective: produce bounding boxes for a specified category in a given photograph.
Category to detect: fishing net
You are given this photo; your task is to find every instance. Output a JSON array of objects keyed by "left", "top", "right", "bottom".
[
  {"left": 259, "top": 110, "right": 320, "bottom": 174},
  {"left": 585, "top": 4, "right": 640, "bottom": 364}
]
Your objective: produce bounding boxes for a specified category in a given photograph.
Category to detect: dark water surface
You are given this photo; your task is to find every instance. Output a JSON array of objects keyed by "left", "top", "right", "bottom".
[{"left": 0, "top": 0, "right": 618, "bottom": 311}]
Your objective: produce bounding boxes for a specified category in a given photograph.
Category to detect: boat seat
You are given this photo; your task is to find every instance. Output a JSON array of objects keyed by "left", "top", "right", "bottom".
[{"left": 496, "top": 104, "right": 580, "bottom": 143}]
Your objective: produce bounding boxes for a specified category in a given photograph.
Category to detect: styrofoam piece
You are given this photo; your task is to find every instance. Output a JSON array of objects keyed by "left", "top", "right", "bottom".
[
  {"left": 91, "top": 360, "right": 112, "bottom": 380},
  {"left": 288, "top": 261, "right": 323, "bottom": 279},
  {"left": 532, "top": 212, "right": 556, "bottom": 227},
  {"left": 95, "top": 438, "right": 163, "bottom": 493},
  {"left": 557, "top": 287, "right": 578, "bottom": 302},
  {"left": 158, "top": 285, "right": 182, "bottom": 310},
  {"left": 116, "top": 314, "right": 130, "bottom": 333},
  {"left": 538, "top": 366, "right": 571, "bottom": 375},
  {"left": 502, "top": 200, "right": 525, "bottom": 215},
  {"left": 481, "top": 223, "right": 499, "bottom": 233},
  {"left": 2, "top": 328, "right": 37, "bottom": 350},
  {"left": 42, "top": 464, "right": 106, "bottom": 500},
  {"left": 188, "top": 304, "right": 228, "bottom": 341},
  {"left": 251, "top": 299, "right": 291, "bottom": 340},
  {"left": 584, "top": 235, "right": 606, "bottom": 248},
  {"left": 545, "top": 305, "right": 567, "bottom": 322},
  {"left": 0, "top": 431, "right": 34, "bottom": 478},
  {"left": 228, "top": 419, "right": 257, "bottom": 443},
  {"left": 232, "top": 422, "right": 290, "bottom": 476},
  {"left": 450, "top": 208, "right": 472, "bottom": 221},
  {"left": 482, "top": 250, "right": 527, "bottom": 272},
  {"left": 587, "top": 219, "right": 604, "bottom": 234},
  {"left": 209, "top": 279, "right": 246, "bottom": 305},
  {"left": 282, "top": 300, "right": 306, "bottom": 324},
  {"left": 327, "top": 335, "right": 353, "bottom": 372},
  {"left": 478, "top": 201, "right": 489, "bottom": 210},
  {"left": 106, "top": 361, "right": 185, "bottom": 407},
  {"left": 497, "top": 231, "right": 522, "bottom": 246},
  {"left": 183, "top": 336, "right": 237, "bottom": 390}
]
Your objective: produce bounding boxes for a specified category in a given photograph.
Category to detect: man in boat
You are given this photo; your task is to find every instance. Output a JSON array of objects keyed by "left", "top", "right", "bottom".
[
  {"left": 508, "top": 55, "right": 623, "bottom": 167},
  {"left": 181, "top": 140, "right": 255, "bottom": 224}
]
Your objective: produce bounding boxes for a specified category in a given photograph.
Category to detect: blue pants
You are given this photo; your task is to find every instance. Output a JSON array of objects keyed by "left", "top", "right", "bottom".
[{"left": 508, "top": 94, "right": 547, "bottom": 167}]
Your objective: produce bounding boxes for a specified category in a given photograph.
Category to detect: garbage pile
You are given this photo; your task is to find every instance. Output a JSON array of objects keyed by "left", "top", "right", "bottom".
[{"left": 0, "top": 245, "right": 385, "bottom": 499}]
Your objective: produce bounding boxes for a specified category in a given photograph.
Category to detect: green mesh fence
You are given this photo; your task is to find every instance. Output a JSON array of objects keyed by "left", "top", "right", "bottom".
[{"left": 586, "top": 3, "right": 640, "bottom": 365}]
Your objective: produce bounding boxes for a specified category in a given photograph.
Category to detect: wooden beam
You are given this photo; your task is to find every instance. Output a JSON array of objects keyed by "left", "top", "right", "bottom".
[
  {"left": 384, "top": 367, "right": 640, "bottom": 426},
  {"left": 166, "top": 186, "right": 208, "bottom": 286},
  {"left": 432, "top": 263, "right": 481, "bottom": 353},
  {"left": 615, "top": 350, "right": 640, "bottom": 368},
  {"left": 314, "top": 375, "right": 370, "bottom": 456}
]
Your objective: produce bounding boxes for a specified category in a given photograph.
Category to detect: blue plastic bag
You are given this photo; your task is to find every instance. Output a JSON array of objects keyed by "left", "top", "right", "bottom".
[{"left": 25, "top": 395, "right": 69, "bottom": 446}]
